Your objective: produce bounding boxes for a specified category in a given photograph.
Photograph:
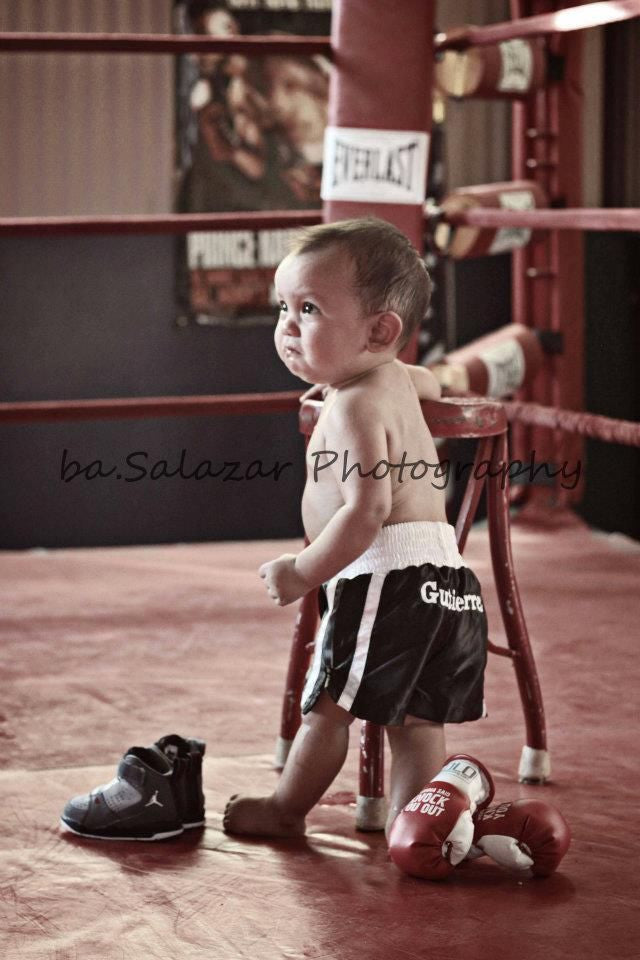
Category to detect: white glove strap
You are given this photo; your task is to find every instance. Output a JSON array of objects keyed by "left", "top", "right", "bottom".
[
  {"left": 435, "top": 758, "right": 491, "bottom": 811},
  {"left": 441, "top": 809, "right": 475, "bottom": 867},
  {"left": 478, "top": 835, "right": 534, "bottom": 873}
]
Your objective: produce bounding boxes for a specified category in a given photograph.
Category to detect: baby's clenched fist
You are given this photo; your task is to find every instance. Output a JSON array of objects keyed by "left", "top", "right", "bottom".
[{"left": 259, "top": 554, "right": 312, "bottom": 606}]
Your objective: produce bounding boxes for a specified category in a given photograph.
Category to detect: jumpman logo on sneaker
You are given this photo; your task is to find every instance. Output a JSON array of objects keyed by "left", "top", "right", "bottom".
[{"left": 145, "top": 790, "right": 163, "bottom": 808}]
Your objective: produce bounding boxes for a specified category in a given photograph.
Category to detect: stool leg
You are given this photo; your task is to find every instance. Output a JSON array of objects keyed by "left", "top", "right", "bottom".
[
  {"left": 487, "top": 432, "right": 550, "bottom": 783},
  {"left": 455, "top": 435, "right": 493, "bottom": 552},
  {"left": 275, "top": 589, "right": 318, "bottom": 769},
  {"left": 356, "top": 721, "right": 387, "bottom": 831}
]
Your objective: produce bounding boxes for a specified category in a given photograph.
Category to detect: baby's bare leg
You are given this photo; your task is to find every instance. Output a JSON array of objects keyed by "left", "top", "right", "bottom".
[
  {"left": 384, "top": 717, "right": 445, "bottom": 839},
  {"left": 223, "top": 691, "right": 355, "bottom": 837}
]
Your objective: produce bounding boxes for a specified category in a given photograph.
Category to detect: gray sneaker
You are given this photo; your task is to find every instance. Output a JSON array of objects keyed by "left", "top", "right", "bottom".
[
  {"left": 152, "top": 734, "right": 206, "bottom": 829},
  {"left": 60, "top": 746, "right": 183, "bottom": 841}
]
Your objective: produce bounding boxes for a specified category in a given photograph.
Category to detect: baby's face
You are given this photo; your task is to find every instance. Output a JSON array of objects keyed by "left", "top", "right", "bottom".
[{"left": 274, "top": 249, "right": 370, "bottom": 385}]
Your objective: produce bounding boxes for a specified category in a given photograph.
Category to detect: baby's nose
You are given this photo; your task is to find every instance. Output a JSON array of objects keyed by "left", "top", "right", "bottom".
[{"left": 281, "top": 315, "right": 300, "bottom": 336}]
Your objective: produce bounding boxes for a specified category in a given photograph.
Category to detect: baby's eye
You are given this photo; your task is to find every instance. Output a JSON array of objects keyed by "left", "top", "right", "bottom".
[
  {"left": 301, "top": 301, "right": 318, "bottom": 314},
  {"left": 278, "top": 301, "right": 287, "bottom": 313}
]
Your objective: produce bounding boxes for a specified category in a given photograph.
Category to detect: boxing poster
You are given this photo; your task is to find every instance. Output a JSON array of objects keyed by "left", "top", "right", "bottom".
[{"left": 174, "top": 0, "right": 331, "bottom": 326}]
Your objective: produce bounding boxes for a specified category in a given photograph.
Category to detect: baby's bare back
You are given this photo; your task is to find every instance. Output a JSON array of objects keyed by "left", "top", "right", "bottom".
[{"left": 302, "top": 362, "right": 447, "bottom": 543}]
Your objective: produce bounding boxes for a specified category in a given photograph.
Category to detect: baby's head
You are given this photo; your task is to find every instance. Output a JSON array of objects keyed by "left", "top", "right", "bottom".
[{"left": 274, "top": 217, "right": 432, "bottom": 385}]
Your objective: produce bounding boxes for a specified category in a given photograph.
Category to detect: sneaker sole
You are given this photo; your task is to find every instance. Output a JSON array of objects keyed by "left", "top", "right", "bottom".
[
  {"left": 60, "top": 818, "right": 184, "bottom": 842},
  {"left": 183, "top": 819, "right": 205, "bottom": 829}
]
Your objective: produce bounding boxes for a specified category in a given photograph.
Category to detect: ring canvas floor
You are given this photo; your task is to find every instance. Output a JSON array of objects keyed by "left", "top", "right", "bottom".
[{"left": 1, "top": 504, "right": 638, "bottom": 960}]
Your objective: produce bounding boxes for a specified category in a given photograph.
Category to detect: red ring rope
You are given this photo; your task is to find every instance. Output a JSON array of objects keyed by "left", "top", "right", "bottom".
[
  {"left": 2, "top": 5, "right": 638, "bottom": 56},
  {"left": 0, "top": 211, "right": 322, "bottom": 237},
  {"left": 504, "top": 402, "right": 640, "bottom": 448},
  {"left": 445, "top": 208, "right": 640, "bottom": 232},
  {"left": 2, "top": 394, "right": 638, "bottom": 449},
  {"left": 435, "top": 0, "right": 640, "bottom": 50},
  {"left": 0, "top": 32, "right": 332, "bottom": 56},
  {"left": 0, "top": 393, "right": 301, "bottom": 425},
  {"left": 3, "top": 208, "right": 639, "bottom": 237}
]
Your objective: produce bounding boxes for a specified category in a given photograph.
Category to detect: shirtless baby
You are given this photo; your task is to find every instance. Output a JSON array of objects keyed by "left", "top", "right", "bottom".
[{"left": 223, "top": 217, "right": 488, "bottom": 839}]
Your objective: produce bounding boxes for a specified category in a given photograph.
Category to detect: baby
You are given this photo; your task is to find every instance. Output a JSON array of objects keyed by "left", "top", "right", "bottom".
[{"left": 224, "top": 217, "right": 487, "bottom": 839}]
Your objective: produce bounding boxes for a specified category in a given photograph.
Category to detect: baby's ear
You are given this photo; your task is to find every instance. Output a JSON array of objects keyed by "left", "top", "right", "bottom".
[{"left": 367, "top": 312, "right": 403, "bottom": 352}]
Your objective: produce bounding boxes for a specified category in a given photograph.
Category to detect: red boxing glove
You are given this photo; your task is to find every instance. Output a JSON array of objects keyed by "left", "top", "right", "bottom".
[
  {"left": 466, "top": 798, "right": 571, "bottom": 877},
  {"left": 388, "top": 754, "right": 494, "bottom": 881}
]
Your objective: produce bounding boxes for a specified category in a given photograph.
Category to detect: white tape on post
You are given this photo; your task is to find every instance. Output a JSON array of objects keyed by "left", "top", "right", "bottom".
[
  {"left": 321, "top": 126, "right": 430, "bottom": 206},
  {"left": 497, "top": 39, "right": 535, "bottom": 93},
  {"left": 479, "top": 338, "right": 527, "bottom": 397},
  {"left": 489, "top": 188, "right": 536, "bottom": 255}
]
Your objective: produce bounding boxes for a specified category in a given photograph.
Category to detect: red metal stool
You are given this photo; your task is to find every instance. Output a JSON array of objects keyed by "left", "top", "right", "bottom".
[{"left": 275, "top": 395, "right": 548, "bottom": 830}]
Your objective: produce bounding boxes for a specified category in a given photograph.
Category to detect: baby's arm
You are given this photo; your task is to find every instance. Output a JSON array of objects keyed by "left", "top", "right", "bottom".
[
  {"left": 260, "top": 390, "right": 391, "bottom": 604},
  {"left": 397, "top": 360, "right": 442, "bottom": 400},
  {"left": 296, "top": 389, "right": 391, "bottom": 586},
  {"left": 296, "top": 391, "right": 391, "bottom": 584}
]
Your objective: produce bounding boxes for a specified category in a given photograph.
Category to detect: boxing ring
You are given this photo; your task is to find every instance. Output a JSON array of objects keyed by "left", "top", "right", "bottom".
[{"left": 2, "top": 2, "right": 640, "bottom": 958}]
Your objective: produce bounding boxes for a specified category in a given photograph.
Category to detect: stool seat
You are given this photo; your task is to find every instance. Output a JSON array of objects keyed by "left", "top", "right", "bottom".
[
  {"left": 299, "top": 395, "right": 508, "bottom": 439},
  {"left": 277, "top": 394, "right": 548, "bottom": 830}
]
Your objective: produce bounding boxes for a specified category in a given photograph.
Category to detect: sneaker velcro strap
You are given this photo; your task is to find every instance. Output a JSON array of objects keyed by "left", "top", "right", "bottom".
[{"left": 117, "top": 756, "right": 146, "bottom": 788}]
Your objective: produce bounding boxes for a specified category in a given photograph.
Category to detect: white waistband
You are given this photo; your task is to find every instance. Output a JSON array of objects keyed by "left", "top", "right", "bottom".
[{"left": 333, "top": 521, "right": 465, "bottom": 580}]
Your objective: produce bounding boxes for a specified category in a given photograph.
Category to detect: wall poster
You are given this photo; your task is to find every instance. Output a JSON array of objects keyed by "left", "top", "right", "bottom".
[{"left": 174, "top": 0, "right": 331, "bottom": 326}]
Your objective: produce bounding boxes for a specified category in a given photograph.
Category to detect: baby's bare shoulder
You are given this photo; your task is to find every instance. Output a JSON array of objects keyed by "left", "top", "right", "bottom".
[
  {"left": 394, "top": 359, "right": 442, "bottom": 400},
  {"left": 341, "top": 366, "right": 399, "bottom": 405},
  {"left": 328, "top": 381, "right": 381, "bottom": 428},
  {"left": 319, "top": 379, "right": 383, "bottom": 441},
  {"left": 328, "top": 366, "right": 407, "bottom": 430}
]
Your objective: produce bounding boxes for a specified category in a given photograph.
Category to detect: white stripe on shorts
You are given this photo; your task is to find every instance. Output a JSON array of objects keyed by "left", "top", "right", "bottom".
[
  {"left": 301, "top": 577, "right": 338, "bottom": 706},
  {"left": 336, "top": 572, "right": 385, "bottom": 712}
]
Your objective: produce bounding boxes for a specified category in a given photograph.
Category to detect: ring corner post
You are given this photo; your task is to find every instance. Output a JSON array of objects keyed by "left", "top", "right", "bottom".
[{"left": 323, "top": 0, "right": 437, "bottom": 362}]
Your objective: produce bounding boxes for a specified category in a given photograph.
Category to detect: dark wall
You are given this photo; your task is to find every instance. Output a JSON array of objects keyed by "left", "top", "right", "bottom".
[
  {"left": 449, "top": 246, "right": 639, "bottom": 541},
  {"left": 452, "top": 254, "right": 513, "bottom": 346},
  {"left": 578, "top": 232, "right": 640, "bottom": 539},
  {"left": 0, "top": 236, "right": 306, "bottom": 549},
  {"left": 3, "top": 234, "right": 638, "bottom": 549},
  {"left": 445, "top": 253, "right": 512, "bottom": 522},
  {"left": 586, "top": 21, "right": 640, "bottom": 538}
]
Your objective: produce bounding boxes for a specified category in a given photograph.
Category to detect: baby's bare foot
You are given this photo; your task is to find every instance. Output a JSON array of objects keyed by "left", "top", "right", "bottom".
[{"left": 223, "top": 794, "right": 305, "bottom": 838}]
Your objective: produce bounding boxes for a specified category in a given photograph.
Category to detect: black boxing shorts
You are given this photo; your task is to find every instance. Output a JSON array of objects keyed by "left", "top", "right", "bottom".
[{"left": 301, "top": 521, "right": 488, "bottom": 726}]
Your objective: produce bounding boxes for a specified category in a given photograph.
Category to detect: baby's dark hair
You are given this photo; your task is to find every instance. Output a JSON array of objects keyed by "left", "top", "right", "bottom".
[{"left": 289, "top": 217, "right": 432, "bottom": 350}]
